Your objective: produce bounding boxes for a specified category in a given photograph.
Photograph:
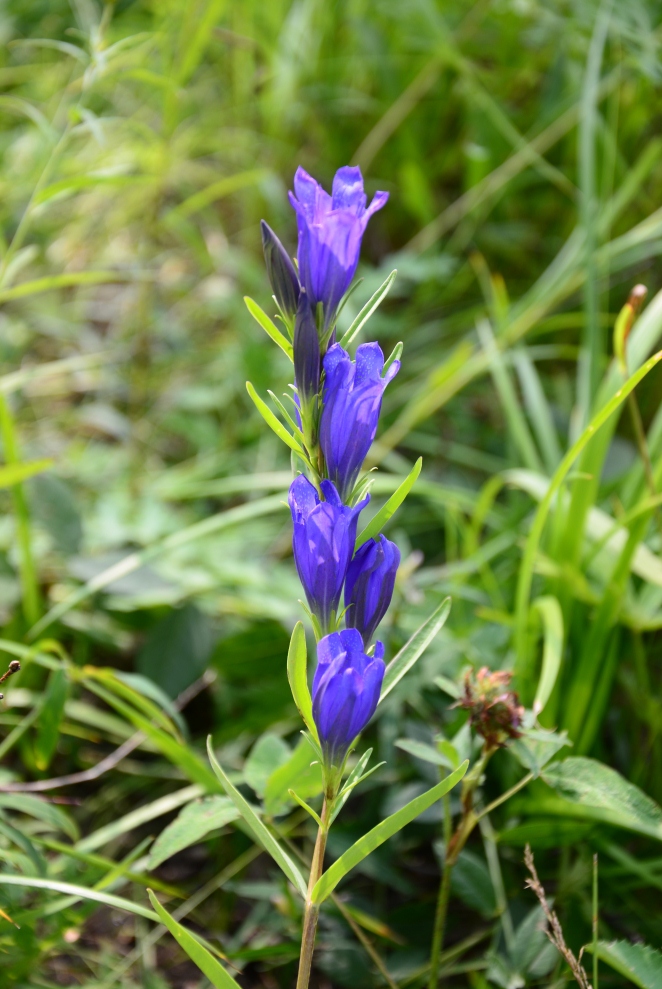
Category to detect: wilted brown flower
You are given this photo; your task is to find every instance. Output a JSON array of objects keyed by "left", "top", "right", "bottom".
[{"left": 455, "top": 666, "right": 524, "bottom": 748}]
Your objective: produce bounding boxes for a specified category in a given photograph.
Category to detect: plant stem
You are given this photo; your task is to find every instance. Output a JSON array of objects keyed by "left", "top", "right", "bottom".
[
  {"left": 428, "top": 789, "right": 452, "bottom": 989},
  {"left": 296, "top": 797, "right": 331, "bottom": 989}
]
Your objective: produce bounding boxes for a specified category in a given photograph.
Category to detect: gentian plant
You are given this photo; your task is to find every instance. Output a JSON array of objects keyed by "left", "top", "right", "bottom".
[{"left": 202, "top": 166, "right": 468, "bottom": 989}]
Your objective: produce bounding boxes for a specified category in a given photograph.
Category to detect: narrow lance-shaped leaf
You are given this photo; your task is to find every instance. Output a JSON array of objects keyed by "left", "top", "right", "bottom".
[
  {"left": 287, "top": 622, "right": 317, "bottom": 740},
  {"left": 357, "top": 458, "right": 422, "bottom": 547},
  {"left": 586, "top": 940, "right": 662, "bottom": 989},
  {"left": 312, "top": 761, "right": 468, "bottom": 903},
  {"left": 379, "top": 596, "right": 451, "bottom": 703},
  {"left": 246, "top": 382, "right": 307, "bottom": 458},
  {"left": 532, "top": 595, "right": 564, "bottom": 715},
  {"left": 148, "top": 890, "right": 242, "bottom": 989},
  {"left": 244, "top": 296, "right": 294, "bottom": 360},
  {"left": 206, "top": 737, "right": 308, "bottom": 898},
  {"left": 338, "top": 269, "right": 397, "bottom": 350}
]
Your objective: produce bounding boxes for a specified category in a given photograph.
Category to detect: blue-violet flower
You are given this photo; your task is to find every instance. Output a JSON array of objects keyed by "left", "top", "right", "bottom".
[
  {"left": 344, "top": 534, "right": 400, "bottom": 646},
  {"left": 260, "top": 220, "right": 300, "bottom": 318},
  {"left": 320, "top": 342, "right": 400, "bottom": 502},
  {"left": 293, "top": 290, "right": 320, "bottom": 407},
  {"left": 289, "top": 475, "right": 368, "bottom": 632},
  {"left": 312, "top": 628, "right": 385, "bottom": 768},
  {"left": 289, "top": 166, "right": 388, "bottom": 327}
]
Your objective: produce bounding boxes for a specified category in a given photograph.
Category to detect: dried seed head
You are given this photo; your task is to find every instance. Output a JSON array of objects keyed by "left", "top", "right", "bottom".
[{"left": 455, "top": 666, "right": 524, "bottom": 748}]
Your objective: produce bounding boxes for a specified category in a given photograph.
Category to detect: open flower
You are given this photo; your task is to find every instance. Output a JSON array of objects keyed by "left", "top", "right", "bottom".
[
  {"left": 312, "top": 628, "right": 385, "bottom": 768},
  {"left": 344, "top": 535, "right": 400, "bottom": 646},
  {"left": 289, "top": 476, "right": 368, "bottom": 633},
  {"left": 320, "top": 342, "right": 400, "bottom": 502},
  {"left": 289, "top": 166, "right": 388, "bottom": 328}
]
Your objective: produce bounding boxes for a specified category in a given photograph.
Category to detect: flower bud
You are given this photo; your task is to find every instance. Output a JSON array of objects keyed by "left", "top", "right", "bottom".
[
  {"left": 293, "top": 290, "right": 320, "bottom": 405},
  {"left": 456, "top": 667, "right": 524, "bottom": 748},
  {"left": 260, "top": 220, "right": 300, "bottom": 318},
  {"left": 344, "top": 535, "right": 400, "bottom": 646}
]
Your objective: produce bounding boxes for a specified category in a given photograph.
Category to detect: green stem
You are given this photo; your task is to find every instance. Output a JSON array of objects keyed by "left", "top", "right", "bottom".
[
  {"left": 296, "top": 797, "right": 331, "bottom": 989},
  {"left": 0, "top": 396, "right": 40, "bottom": 627},
  {"left": 428, "top": 788, "right": 453, "bottom": 989}
]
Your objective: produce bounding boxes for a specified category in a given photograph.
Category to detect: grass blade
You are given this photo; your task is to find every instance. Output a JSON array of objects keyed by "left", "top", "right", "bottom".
[
  {"left": 312, "top": 762, "right": 468, "bottom": 903},
  {"left": 206, "top": 737, "right": 308, "bottom": 898},
  {"left": 379, "top": 596, "right": 451, "bottom": 703},
  {"left": 0, "top": 875, "right": 159, "bottom": 921},
  {"left": 532, "top": 595, "right": 564, "bottom": 716},
  {"left": 148, "top": 890, "right": 241, "bottom": 989}
]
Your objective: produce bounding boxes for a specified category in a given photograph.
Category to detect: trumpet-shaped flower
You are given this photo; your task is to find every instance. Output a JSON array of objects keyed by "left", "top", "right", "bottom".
[
  {"left": 345, "top": 535, "right": 400, "bottom": 646},
  {"left": 289, "top": 166, "right": 388, "bottom": 327},
  {"left": 320, "top": 342, "right": 400, "bottom": 502},
  {"left": 312, "top": 628, "right": 385, "bottom": 767},
  {"left": 289, "top": 476, "right": 368, "bottom": 632}
]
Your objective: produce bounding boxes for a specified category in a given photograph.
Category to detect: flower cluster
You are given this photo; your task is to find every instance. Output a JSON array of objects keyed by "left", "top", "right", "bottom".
[
  {"left": 455, "top": 667, "right": 524, "bottom": 749},
  {"left": 263, "top": 165, "right": 399, "bottom": 777}
]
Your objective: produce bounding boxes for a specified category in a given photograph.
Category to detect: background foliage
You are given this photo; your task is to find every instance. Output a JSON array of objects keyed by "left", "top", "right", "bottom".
[{"left": 1, "top": 0, "right": 662, "bottom": 985}]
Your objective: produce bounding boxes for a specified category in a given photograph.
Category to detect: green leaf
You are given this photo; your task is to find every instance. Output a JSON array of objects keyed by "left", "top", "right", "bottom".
[
  {"left": 356, "top": 458, "right": 422, "bottom": 547},
  {"left": 263, "top": 737, "right": 323, "bottom": 817},
  {"left": 379, "top": 596, "right": 451, "bottom": 703},
  {"left": 0, "top": 270, "right": 147, "bottom": 304},
  {"left": 29, "top": 473, "right": 82, "bottom": 555},
  {"left": 34, "top": 669, "right": 68, "bottom": 771},
  {"left": 542, "top": 757, "right": 662, "bottom": 839},
  {"left": 148, "top": 890, "right": 242, "bottom": 988},
  {"left": 148, "top": 797, "right": 240, "bottom": 870},
  {"left": 246, "top": 381, "right": 306, "bottom": 457},
  {"left": 0, "top": 793, "right": 79, "bottom": 841},
  {"left": 244, "top": 297, "right": 293, "bottom": 360},
  {"left": 206, "top": 737, "right": 308, "bottom": 897},
  {"left": 531, "top": 595, "right": 563, "bottom": 715},
  {"left": 395, "top": 738, "right": 455, "bottom": 769},
  {"left": 511, "top": 728, "right": 569, "bottom": 777},
  {"left": 0, "top": 459, "right": 52, "bottom": 489},
  {"left": 338, "top": 269, "right": 397, "bottom": 349},
  {"left": 244, "top": 733, "right": 291, "bottom": 798},
  {"left": 587, "top": 940, "right": 662, "bottom": 989},
  {"left": 287, "top": 622, "right": 317, "bottom": 738},
  {"left": 312, "top": 761, "right": 468, "bottom": 903},
  {"left": 135, "top": 602, "right": 214, "bottom": 701},
  {"left": 0, "top": 874, "right": 159, "bottom": 921},
  {"left": 331, "top": 749, "right": 373, "bottom": 824}
]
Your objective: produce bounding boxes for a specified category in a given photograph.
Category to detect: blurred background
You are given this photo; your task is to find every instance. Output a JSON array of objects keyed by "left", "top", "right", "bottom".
[{"left": 1, "top": 0, "right": 662, "bottom": 985}]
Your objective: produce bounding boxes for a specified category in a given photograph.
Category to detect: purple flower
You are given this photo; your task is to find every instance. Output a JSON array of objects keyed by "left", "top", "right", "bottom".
[
  {"left": 312, "top": 628, "right": 385, "bottom": 767},
  {"left": 289, "top": 166, "right": 388, "bottom": 327},
  {"left": 293, "top": 290, "right": 320, "bottom": 406},
  {"left": 289, "top": 475, "right": 368, "bottom": 632},
  {"left": 345, "top": 535, "right": 400, "bottom": 646},
  {"left": 320, "top": 342, "right": 400, "bottom": 502},
  {"left": 260, "top": 220, "right": 300, "bottom": 318}
]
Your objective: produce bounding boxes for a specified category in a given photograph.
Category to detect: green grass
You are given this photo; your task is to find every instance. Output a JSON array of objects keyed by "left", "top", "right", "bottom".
[{"left": 0, "top": 0, "right": 661, "bottom": 985}]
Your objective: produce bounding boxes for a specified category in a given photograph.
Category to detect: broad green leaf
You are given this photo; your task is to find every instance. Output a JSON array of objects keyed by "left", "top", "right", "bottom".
[
  {"left": 246, "top": 382, "right": 305, "bottom": 457},
  {"left": 395, "top": 738, "right": 455, "bottom": 769},
  {"left": 542, "top": 757, "right": 662, "bottom": 839},
  {"left": 0, "top": 793, "right": 78, "bottom": 841},
  {"left": 286, "top": 622, "right": 317, "bottom": 738},
  {"left": 244, "top": 733, "right": 291, "bottom": 797},
  {"left": 0, "top": 874, "right": 159, "bottom": 921},
  {"left": 244, "top": 296, "right": 293, "bottom": 360},
  {"left": 264, "top": 737, "right": 323, "bottom": 817},
  {"left": 34, "top": 669, "right": 68, "bottom": 771},
  {"left": 356, "top": 458, "right": 422, "bottom": 547},
  {"left": 511, "top": 728, "right": 569, "bottom": 777},
  {"left": 148, "top": 797, "right": 240, "bottom": 869},
  {"left": 206, "top": 737, "right": 308, "bottom": 897},
  {"left": 29, "top": 473, "right": 82, "bottom": 555},
  {"left": 588, "top": 940, "right": 662, "bottom": 989},
  {"left": 338, "top": 269, "right": 397, "bottom": 349},
  {"left": 135, "top": 602, "right": 213, "bottom": 703},
  {"left": 148, "top": 890, "right": 241, "bottom": 989},
  {"left": 531, "top": 595, "right": 563, "bottom": 715},
  {"left": 312, "top": 761, "right": 467, "bottom": 903},
  {"left": 379, "top": 596, "right": 451, "bottom": 703},
  {"left": 0, "top": 459, "right": 52, "bottom": 489}
]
